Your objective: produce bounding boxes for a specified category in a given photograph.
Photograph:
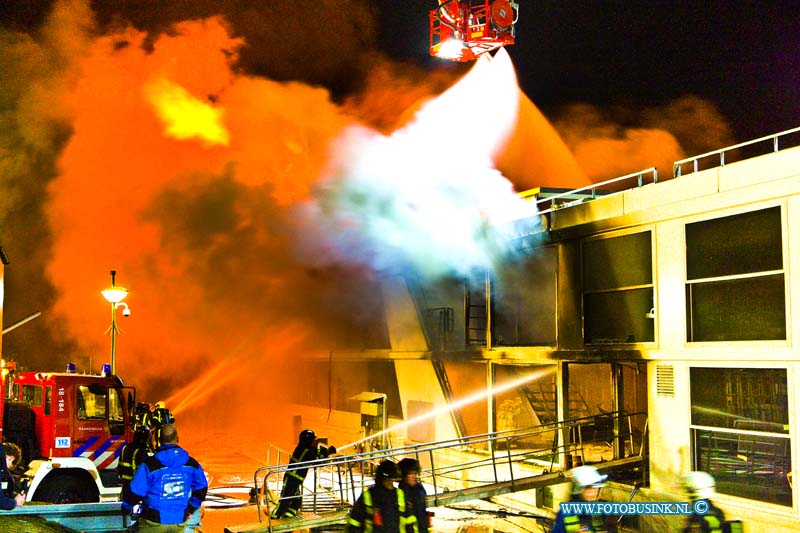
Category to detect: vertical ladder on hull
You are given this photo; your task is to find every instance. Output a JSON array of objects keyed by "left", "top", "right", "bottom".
[{"left": 464, "top": 275, "right": 491, "bottom": 346}]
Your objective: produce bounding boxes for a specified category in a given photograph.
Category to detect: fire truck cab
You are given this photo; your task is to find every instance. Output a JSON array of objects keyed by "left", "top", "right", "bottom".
[{"left": 2, "top": 361, "right": 135, "bottom": 503}]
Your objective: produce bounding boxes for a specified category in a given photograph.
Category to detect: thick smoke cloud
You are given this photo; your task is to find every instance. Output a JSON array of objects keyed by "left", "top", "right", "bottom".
[
  {"left": 90, "top": 0, "right": 379, "bottom": 95},
  {"left": 0, "top": 0, "right": 94, "bottom": 367},
  {"left": 552, "top": 97, "right": 735, "bottom": 183},
  {"left": 0, "top": 2, "right": 533, "bottom": 444},
  {"left": 0, "top": 1, "right": 735, "bottom": 448},
  {"left": 310, "top": 51, "right": 539, "bottom": 278}
]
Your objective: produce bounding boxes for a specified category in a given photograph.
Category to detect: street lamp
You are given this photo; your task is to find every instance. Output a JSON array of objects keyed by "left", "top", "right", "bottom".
[{"left": 101, "top": 270, "right": 129, "bottom": 375}]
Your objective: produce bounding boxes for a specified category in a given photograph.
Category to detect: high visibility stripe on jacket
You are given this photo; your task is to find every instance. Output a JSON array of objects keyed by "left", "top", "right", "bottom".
[
  {"left": 118, "top": 444, "right": 149, "bottom": 482},
  {"left": 346, "top": 487, "right": 418, "bottom": 533},
  {"left": 563, "top": 513, "right": 609, "bottom": 532},
  {"left": 704, "top": 515, "right": 722, "bottom": 533},
  {"left": 287, "top": 448, "right": 313, "bottom": 482}
]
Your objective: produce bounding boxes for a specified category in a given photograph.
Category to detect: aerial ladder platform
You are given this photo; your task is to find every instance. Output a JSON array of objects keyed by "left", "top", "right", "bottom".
[{"left": 225, "top": 411, "right": 647, "bottom": 533}]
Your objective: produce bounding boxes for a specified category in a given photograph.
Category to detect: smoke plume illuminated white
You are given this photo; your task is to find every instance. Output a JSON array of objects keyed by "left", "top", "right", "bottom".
[{"left": 309, "top": 49, "right": 539, "bottom": 277}]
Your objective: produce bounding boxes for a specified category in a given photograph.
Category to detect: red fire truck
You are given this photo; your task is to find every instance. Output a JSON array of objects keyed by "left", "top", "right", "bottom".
[{"left": 1, "top": 359, "right": 136, "bottom": 503}]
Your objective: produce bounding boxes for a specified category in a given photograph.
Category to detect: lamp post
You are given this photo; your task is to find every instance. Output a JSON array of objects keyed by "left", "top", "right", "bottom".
[{"left": 101, "top": 270, "right": 129, "bottom": 375}]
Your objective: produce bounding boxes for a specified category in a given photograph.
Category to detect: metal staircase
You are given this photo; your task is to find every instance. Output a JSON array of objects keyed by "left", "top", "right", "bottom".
[
  {"left": 507, "top": 367, "right": 592, "bottom": 425},
  {"left": 224, "top": 412, "right": 647, "bottom": 533}
]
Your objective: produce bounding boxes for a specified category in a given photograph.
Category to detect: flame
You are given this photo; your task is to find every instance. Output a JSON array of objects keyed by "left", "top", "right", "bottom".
[{"left": 145, "top": 78, "right": 230, "bottom": 146}]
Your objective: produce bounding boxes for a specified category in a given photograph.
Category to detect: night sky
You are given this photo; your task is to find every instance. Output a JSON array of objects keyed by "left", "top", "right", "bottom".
[
  {"left": 2, "top": 1, "right": 797, "bottom": 143},
  {"left": 372, "top": 1, "right": 800, "bottom": 143}
]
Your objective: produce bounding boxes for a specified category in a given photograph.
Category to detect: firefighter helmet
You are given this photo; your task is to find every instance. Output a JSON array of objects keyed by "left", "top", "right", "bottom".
[
  {"left": 398, "top": 458, "right": 421, "bottom": 476},
  {"left": 133, "top": 425, "right": 151, "bottom": 442},
  {"left": 681, "top": 471, "right": 716, "bottom": 500},
  {"left": 569, "top": 465, "right": 607, "bottom": 494},
  {"left": 375, "top": 460, "right": 401, "bottom": 481},
  {"left": 298, "top": 429, "right": 316, "bottom": 445}
]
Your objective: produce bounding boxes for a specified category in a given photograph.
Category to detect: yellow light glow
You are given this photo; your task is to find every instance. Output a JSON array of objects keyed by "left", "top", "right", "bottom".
[
  {"left": 101, "top": 287, "right": 128, "bottom": 304},
  {"left": 145, "top": 78, "right": 230, "bottom": 146}
]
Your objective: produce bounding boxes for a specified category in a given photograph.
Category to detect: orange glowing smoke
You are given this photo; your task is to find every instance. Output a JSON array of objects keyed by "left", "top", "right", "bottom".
[
  {"left": 552, "top": 98, "right": 735, "bottom": 183},
  {"left": 45, "top": 16, "right": 351, "bottom": 439},
  {"left": 44, "top": 16, "right": 574, "bottom": 407},
  {"left": 10, "top": 3, "right": 733, "bottom": 448}
]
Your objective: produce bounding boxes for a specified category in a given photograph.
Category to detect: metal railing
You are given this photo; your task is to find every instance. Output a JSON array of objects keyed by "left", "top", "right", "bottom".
[
  {"left": 251, "top": 411, "right": 647, "bottom": 531},
  {"left": 512, "top": 126, "right": 800, "bottom": 235},
  {"left": 533, "top": 168, "right": 658, "bottom": 217},
  {"left": 673, "top": 125, "right": 800, "bottom": 177}
]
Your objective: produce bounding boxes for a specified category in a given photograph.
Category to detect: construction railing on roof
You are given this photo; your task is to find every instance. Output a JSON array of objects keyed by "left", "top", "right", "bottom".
[
  {"left": 673, "top": 125, "right": 800, "bottom": 177},
  {"left": 519, "top": 167, "right": 658, "bottom": 218},
  {"left": 511, "top": 126, "right": 800, "bottom": 236},
  {"left": 234, "top": 411, "right": 647, "bottom": 533}
]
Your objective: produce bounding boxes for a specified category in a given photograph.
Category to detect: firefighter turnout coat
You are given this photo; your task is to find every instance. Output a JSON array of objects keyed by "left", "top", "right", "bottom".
[
  {"left": 550, "top": 495, "right": 619, "bottom": 532},
  {"left": 346, "top": 483, "right": 419, "bottom": 533}
]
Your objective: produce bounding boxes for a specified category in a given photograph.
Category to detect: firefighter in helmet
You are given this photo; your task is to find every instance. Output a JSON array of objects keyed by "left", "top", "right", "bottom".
[
  {"left": 144, "top": 401, "right": 175, "bottom": 448},
  {"left": 271, "top": 429, "right": 337, "bottom": 519},
  {"left": 118, "top": 425, "right": 153, "bottom": 501},
  {"left": 398, "top": 458, "right": 429, "bottom": 533},
  {"left": 346, "top": 459, "right": 419, "bottom": 533},
  {"left": 681, "top": 471, "right": 727, "bottom": 533},
  {"left": 550, "top": 465, "right": 618, "bottom": 532}
]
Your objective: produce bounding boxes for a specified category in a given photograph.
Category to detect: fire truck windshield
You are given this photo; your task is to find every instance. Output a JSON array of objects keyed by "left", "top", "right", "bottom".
[
  {"left": 77, "top": 384, "right": 107, "bottom": 420},
  {"left": 21, "top": 384, "right": 43, "bottom": 406}
]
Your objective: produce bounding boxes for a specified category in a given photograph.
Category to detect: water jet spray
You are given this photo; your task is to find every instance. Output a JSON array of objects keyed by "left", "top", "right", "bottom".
[{"left": 340, "top": 366, "right": 555, "bottom": 451}]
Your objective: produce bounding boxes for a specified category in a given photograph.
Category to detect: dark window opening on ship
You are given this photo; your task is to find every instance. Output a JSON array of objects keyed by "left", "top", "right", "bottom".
[
  {"left": 329, "top": 278, "right": 391, "bottom": 350},
  {"left": 690, "top": 367, "right": 790, "bottom": 506},
  {"left": 582, "top": 231, "right": 654, "bottom": 344},
  {"left": 686, "top": 206, "right": 785, "bottom": 341},
  {"left": 493, "top": 247, "right": 557, "bottom": 347}
]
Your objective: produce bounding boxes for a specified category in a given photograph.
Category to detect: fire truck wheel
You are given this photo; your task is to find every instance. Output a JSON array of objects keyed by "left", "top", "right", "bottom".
[{"left": 33, "top": 474, "right": 99, "bottom": 504}]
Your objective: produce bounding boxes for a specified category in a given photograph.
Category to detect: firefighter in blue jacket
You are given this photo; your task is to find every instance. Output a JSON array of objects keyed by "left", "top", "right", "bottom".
[
  {"left": 123, "top": 424, "right": 208, "bottom": 531},
  {"left": 271, "top": 429, "right": 336, "bottom": 519},
  {"left": 346, "top": 460, "right": 419, "bottom": 533}
]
